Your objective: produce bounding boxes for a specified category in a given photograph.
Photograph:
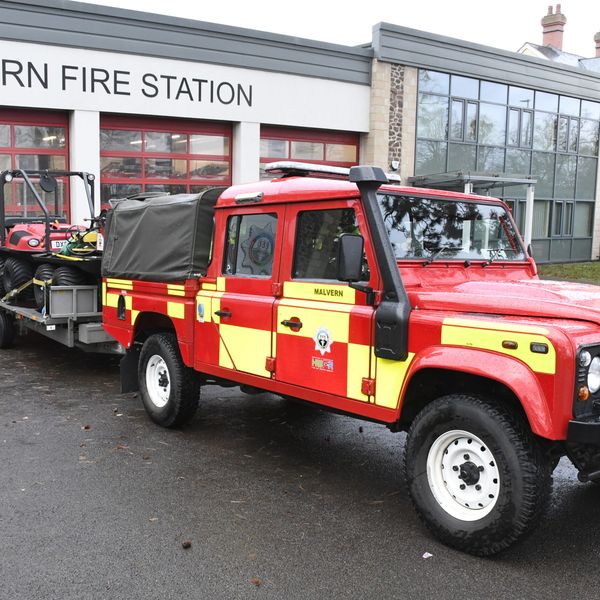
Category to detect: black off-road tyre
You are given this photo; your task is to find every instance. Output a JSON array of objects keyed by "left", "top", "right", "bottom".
[
  {"left": 0, "top": 256, "right": 6, "bottom": 297},
  {"left": 33, "top": 263, "right": 55, "bottom": 310},
  {"left": 138, "top": 333, "right": 200, "bottom": 428},
  {"left": 0, "top": 310, "right": 16, "bottom": 348},
  {"left": 3, "top": 257, "right": 34, "bottom": 297},
  {"left": 404, "top": 394, "right": 552, "bottom": 556},
  {"left": 53, "top": 266, "right": 88, "bottom": 287}
]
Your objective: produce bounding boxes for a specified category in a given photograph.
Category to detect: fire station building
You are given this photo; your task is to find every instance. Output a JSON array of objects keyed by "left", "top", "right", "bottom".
[{"left": 0, "top": 1, "right": 599, "bottom": 263}]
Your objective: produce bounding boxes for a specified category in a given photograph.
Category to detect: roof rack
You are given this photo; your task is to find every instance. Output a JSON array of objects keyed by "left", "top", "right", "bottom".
[{"left": 265, "top": 161, "right": 401, "bottom": 183}]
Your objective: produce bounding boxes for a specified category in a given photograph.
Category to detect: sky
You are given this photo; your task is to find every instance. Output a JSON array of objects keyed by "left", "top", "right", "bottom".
[{"left": 73, "top": 0, "right": 600, "bottom": 58}]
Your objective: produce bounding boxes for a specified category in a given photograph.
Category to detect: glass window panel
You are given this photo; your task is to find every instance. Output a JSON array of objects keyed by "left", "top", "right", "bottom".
[
  {"left": 532, "top": 201, "right": 551, "bottom": 238},
  {"left": 466, "top": 103, "right": 478, "bottom": 142},
  {"left": 559, "top": 96, "right": 580, "bottom": 117},
  {"left": 100, "top": 129, "right": 142, "bottom": 151},
  {"left": 535, "top": 91, "right": 558, "bottom": 112},
  {"left": 581, "top": 101, "right": 600, "bottom": 120},
  {"left": 565, "top": 202, "right": 573, "bottom": 236},
  {"left": 576, "top": 157, "right": 597, "bottom": 200},
  {"left": 145, "top": 184, "right": 187, "bottom": 195},
  {"left": 505, "top": 148, "right": 531, "bottom": 173},
  {"left": 189, "top": 160, "right": 230, "bottom": 180},
  {"left": 579, "top": 119, "right": 600, "bottom": 155},
  {"left": 557, "top": 116, "right": 568, "bottom": 152},
  {"left": 555, "top": 154, "right": 577, "bottom": 198},
  {"left": 451, "top": 75, "right": 478, "bottom": 99},
  {"left": 144, "top": 131, "right": 187, "bottom": 153},
  {"left": 450, "top": 100, "right": 464, "bottom": 140},
  {"left": 100, "top": 156, "right": 142, "bottom": 178},
  {"left": 480, "top": 81, "right": 507, "bottom": 104},
  {"left": 533, "top": 112, "right": 557, "bottom": 151},
  {"left": 569, "top": 118, "right": 579, "bottom": 153},
  {"left": 509, "top": 86, "right": 534, "bottom": 109},
  {"left": 552, "top": 202, "right": 563, "bottom": 236},
  {"left": 189, "top": 134, "right": 229, "bottom": 155},
  {"left": 417, "top": 94, "right": 449, "bottom": 140},
  {"left": 418, "top": 70, "right": 449, "bottom": 95},
  {"left": 0, "top": 154, "right": 11, "bottom": 171},
  {"left": 260, "top": 138, "right": 289, "bottom": 158},
  {"left": 448, "top": 144, "right": 476, "bottom": 171},
  {"left": 574, "top": 203, "right": 593, "bottom": 237},
  {"left": 531, "top": 152, "right": 555, "bottom": 197},
  {"left": 14, "top": 126, "right": 66, "bottom": 149},
  {"left": 14, "top": 180, "right": 66, "bottom": 218},
  {"left": 477, "top": 146, "right": 504, "bottom": 171},
  {"left": 224, "top": 213, "right": 278, "bottom": 277},
  {"left": 415, "top": 140, "right": 447, "bottom": 175},
  {"left": 100, "top": 183, "right": 142, "bottom": 204},
  {"left": 326, "top": 143, "right": 357, "bottom": 162},
  {"left": 15, "top": 154, "right": 66, "bottom": 171},
  {"left": 144, "top": 158, "right": 187, "bottom": 179},
  {"left": 290, "top": 141, "right": 324, "bottom": 160},
  {"left": 508, "top": 109, "right": 520, "bottom": 146},
  {"left": 478, "top": 103, "right": 506, "bottom": 145},
  {"left": 521, "top": 111, "right": 533, "bottom": 147},
  {"left": 0, "top": 125, "right": 9, "bottom": 147}
]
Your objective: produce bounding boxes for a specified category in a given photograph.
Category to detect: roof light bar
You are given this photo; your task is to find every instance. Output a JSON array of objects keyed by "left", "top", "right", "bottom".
[
  {"left": 265, "top": 161, "right": 401, "bottom": 184},
  {"left": 234, "top": 191, "right": 264, "bottom": 204}
]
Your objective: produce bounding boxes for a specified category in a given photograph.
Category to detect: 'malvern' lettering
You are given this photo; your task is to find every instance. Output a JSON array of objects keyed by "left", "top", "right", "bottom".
[{"left": 314, "top": 288, "right": 343, "bottom": 297}]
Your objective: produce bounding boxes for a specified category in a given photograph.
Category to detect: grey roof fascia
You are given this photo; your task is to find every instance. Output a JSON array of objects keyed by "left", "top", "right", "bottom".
[
  {"left": 0, "top": 0, "right": 373, "bottom": 85},
  {"left": 373, "top": 22, "right": 600, "bottom": 102}
]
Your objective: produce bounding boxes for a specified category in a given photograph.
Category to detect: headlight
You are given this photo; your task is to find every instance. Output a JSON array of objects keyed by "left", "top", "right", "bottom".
[
  {"left": 27, "top": 238, "right": 40, "bottom": 247},
  {"left": 580, "top": 350, "right": 592, "bottom": 367},
  {"left": 588, "top": 357, "right": 600, "bottom": 394}
]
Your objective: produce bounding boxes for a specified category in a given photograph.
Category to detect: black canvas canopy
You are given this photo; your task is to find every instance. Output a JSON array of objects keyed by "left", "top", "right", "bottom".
[{"left": 101, "top": 188, "right": 222, "bottom": 282}]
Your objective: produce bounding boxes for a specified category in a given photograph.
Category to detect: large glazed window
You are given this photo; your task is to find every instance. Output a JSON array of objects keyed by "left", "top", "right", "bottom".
[
  {"left": 223, "top": 213, "right": 277, "bottom": 277},
  {"left": 378, "top": 194, "right": 527, "bottom": 262}
]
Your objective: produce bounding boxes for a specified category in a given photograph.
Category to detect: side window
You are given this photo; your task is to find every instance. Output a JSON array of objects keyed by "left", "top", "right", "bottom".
[
  {"left": 293, "top": 208, "right": 368, "bottom": 280},
  {"left": 223, "top": 213, "right": 277, "bottom": 277}
]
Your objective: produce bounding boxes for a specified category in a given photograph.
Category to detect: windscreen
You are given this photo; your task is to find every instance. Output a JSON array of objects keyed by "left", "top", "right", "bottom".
[{"left": 377, "top": 194, "right": 527, "bottom": 262}]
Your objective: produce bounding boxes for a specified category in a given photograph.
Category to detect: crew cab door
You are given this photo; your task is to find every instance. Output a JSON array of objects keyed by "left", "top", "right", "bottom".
[
  {"left": 195, "top": 206, "right": 282, "bottom": 378},
  {"left": 274, "top": 200, "right": 379, "bottom": 402}
]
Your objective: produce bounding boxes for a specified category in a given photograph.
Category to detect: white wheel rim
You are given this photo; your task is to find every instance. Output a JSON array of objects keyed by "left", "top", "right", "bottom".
[
  {"left": 145, "top": 354, "right": 170, "bottom": 409},
  {"left": 426, "top": 429, "right": 500, "bottom": 522}
]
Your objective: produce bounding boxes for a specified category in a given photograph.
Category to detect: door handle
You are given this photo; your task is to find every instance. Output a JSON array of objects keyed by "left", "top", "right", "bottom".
[
  {"left": 281, "top": 319, "right": 303, "bottom": 331},
  {"left": 214, "top": 310, "right": 232, "bottom": 318}
]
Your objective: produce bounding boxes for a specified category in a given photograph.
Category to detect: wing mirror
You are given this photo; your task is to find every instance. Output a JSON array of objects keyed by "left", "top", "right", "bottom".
[{"left": 336, "top": 233, "right": 365, "bottom": 282}]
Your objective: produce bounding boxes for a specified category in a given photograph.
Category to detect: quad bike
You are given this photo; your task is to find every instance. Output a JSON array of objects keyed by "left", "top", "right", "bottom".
[{"left": 0, "top": 169, "right": 101, "bottom": 310}]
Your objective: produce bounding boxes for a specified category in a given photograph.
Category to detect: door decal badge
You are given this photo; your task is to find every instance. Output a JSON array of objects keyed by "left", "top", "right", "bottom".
[{"left": 313, "top": 326, "right": 333, "bottom": 355}]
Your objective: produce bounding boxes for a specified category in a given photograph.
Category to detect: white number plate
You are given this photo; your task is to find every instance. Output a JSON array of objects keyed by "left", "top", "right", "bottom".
[{"left": 51, "top": 240, "right": 68, "bottom": 250}]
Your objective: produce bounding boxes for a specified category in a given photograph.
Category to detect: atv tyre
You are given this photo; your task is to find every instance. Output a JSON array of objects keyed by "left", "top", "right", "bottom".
[
  {"left": 53, "top": 266, "right": 88, "bottom": 287},
  {"left": 3, "top": 257, "right": 34, "bottom": 297},
  {"left": 0, "top": 257, "right": 5, "bottom": 297},
  {"left": 33, "top": 263, "right": 55, "bottom": 310}
]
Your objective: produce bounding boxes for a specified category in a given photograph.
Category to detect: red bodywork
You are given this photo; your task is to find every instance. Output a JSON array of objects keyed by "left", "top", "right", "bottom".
[
  {"left": 2, "top": 222, "right": 78, "bottom": 252},
  {"left": 103, "top": 176, "right": 600, "bottom": 442}
]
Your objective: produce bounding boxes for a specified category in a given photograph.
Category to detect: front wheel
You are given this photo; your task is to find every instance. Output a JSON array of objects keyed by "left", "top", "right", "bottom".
[
  {"left": 404, "top": 394, "right": 551, "bottom": 556},
  {"left": 138, "top": 333, "right": 200, "bottom": 428}
]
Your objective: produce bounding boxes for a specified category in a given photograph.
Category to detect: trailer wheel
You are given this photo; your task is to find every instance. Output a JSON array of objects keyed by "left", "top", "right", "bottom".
[
  {"left": 3, "top": 257, "right": 34, "bottom": 297},
  {"left": 404, "top": 394, "right": 552, "bottom": 556},
  {"left": 0, "top": 311, "right": 16, "bottom": 348},
  {"left": 33, "top": 264, "right": 55, "bottom": 310},
  {"left": 53, "top": 266, "right": 88, "bottom": 286},
  {"left": 138, "top": 333, "right": 200, "bottom": 428}
]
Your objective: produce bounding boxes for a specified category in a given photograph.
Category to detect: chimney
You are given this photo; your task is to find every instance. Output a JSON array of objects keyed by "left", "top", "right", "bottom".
[
  {"left": 595, "top": 32, "right": 600, "bottom": 58},
  {"left": 541, "top": 4, "right": 567, "bottom": 50}
]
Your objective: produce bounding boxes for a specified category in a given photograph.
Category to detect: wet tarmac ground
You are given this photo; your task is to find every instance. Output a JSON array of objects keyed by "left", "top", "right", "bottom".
[{"left": 1, "top": 334, "right": 600, "bottom": 599}]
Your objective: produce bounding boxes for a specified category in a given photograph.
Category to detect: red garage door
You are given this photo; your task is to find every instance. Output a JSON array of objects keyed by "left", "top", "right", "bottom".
[
  {"left": 100, "top": 115, "right": 232, "bottom": 203},
  {"left": 0, "top": 109, "right": 70, "bottom": 219}
]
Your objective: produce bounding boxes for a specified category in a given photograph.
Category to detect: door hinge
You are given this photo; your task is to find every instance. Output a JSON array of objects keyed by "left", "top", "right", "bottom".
[
  {"left": 272, "top": 282, "right": 282, "bottom": 297},
  {"left": 361, "top": 377, "right": 376, "bottom": 397},
  {"left": 265, "top": 357, "right": 276, "bottom": 373}
]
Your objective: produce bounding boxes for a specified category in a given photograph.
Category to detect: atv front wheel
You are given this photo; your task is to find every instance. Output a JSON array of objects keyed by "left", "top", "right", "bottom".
[
  {"left": 33, "top": 263, "right": 55, "bottom": 310},
  {"left": 3, "top": 257, "right": 34, "bottom": 297}
]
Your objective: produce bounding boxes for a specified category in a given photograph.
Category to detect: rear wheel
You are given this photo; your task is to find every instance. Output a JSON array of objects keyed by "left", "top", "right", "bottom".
[
  {"left": 404, "top": 394, "right": 552, "bottom": 556},
  {"left": 138, "top": 333, "right": 200, "bottom": 428},
  {"left": 0, "top": 310, "right": 15, "bottom": 348},
  {"left": 33, "top": 263, "right": 55, "bottom": 310},
  {"left": 53, "top": 265, "right": 88, "bottom": 286},
  {"left": 3, "top": 257, "right": 34, "bottom": 297}
]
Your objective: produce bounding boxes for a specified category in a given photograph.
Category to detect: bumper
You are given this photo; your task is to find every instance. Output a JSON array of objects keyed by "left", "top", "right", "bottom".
[{"left": 567, "top": 418, "right": 600, "bottom": 445}]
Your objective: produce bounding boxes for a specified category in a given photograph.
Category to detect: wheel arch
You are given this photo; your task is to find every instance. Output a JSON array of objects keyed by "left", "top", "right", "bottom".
[{"left": 399, "top": 347, "right": 554, "bottom": 439}]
